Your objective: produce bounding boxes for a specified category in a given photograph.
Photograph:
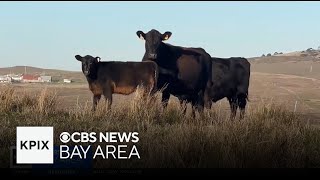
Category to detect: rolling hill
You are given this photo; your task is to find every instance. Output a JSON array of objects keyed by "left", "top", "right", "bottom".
[
  {"left": 1, "top": 48, "right": 319, "bottom": 83},
  {"left": 249, "top": 49, "right": 320, "bottom": 79}
]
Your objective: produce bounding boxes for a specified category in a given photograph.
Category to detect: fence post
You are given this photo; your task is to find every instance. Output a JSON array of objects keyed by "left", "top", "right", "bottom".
[{"left": 294, "top": 101, "right": 298, "bottom": 113}]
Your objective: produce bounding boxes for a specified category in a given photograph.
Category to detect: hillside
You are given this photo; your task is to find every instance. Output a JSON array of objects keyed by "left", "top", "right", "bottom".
[
  {"left": 1, "top": 48, "right": 319, "bottom": 83},
  {"left": 253, "top": 48, "right": 320, "bottom": 59},
  {"left": 249, "top": 49, "right": 320, "bottom": 79},
  {"left": 0, "top": 66, "right": 85, "bottom": 83}
]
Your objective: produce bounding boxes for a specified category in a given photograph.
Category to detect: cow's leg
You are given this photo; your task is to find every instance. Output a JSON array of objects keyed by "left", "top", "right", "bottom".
[
  {"left": 103, "top": 88, "right": 113, "bottom": 110},
  {"left": 149, "top": 91, "right": 157, "bottom": 106},
  {"left": 196, "top": 91, "right": 205, "bottom": 113},
  {"left": 161, "top": 91, "right": 170, "bottom": 109},
  {"left": 92, "top": 94, "right": 101, "bottom": 111},
  {"left": 142, "top": 87, "right": 150, "bottom": 101},
  {"left": 191, "top": 108, "right": 196, "bottom": 118},
  {"left": 191, "top": 102, "right": 201, "bottom": 118},
  {"left": 204, "top": 88, "right": 212, "bottom": 110},
  {"left": 191, "top": 96, "right": 204, "bottom": 118},
  {"left": 142, "top": 86, "right": 156, "bottom": 107},
  {"left": 228, "top": 96, "right": 238, "bottom": 120},
  {"left": 148, "top": 82, "right": 158, "bottom": 102},
  {"left": 208, "top": 100, "right": 213, "bottom": 110},
  {"left": 191, "top": 101, "right": 196, "bottom": 118},
  {"left": 150, "top": 84, "right": 158, "bottom": 96},
  {"left": 179, "top": 98, "right": 187, "bottom": 115},
  {"left": 237, "top": 93, "right": 247, "bottom": 120}
]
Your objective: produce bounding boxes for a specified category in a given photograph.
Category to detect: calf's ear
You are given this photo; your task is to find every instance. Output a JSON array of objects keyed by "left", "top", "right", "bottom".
[
  {"left": 136, "top": 30, "right": 145, "bottom": 40},
  {"left": 95, "top": 57, "right": 101, "bottom": 62},
  {"left": 162, "top": 31, "right": 172, "bottom": 41},
  {"left": 75, "top": 55, "right": 82, "bottom": 61}
]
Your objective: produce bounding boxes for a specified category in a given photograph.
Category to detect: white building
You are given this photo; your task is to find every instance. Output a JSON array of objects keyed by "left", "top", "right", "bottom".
[
  {"left": 40, "top": 76, "right": 52, "bottom": 83},
  {"left": 63, "top": 79, "right": 72, "bottom": 83},
  {"left": 0, "top": 76, "right": 12, "bottom": 83},
  {"left": 11, "top": 75, "right": 23, "bottom": 82}
]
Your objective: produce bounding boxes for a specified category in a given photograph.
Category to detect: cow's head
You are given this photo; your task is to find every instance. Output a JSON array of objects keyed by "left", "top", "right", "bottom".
[
  {"left": 136, "top": 29, "right": 172, "bottom": 60},
  {"left": 75, "top": 55, "right": 101, "bottom": 76}
]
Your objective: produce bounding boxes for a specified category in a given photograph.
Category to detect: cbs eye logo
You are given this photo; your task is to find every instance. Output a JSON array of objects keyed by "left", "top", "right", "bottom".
[
  {"left": 60, "top": 132, "right": 71, "bottom": 143},
  {"left": 59, "top": 132, "right": 97, "bottom": 143}
]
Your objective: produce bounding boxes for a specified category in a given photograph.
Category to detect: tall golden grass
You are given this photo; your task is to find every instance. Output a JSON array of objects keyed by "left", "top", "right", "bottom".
[{"left": 0, "top": 86, "right": 319, "bottom": 168}]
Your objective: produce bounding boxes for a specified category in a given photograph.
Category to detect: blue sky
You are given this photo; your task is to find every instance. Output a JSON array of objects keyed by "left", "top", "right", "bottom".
[{"left": 0, "top": 1, "right": 320, "bottom": 71}]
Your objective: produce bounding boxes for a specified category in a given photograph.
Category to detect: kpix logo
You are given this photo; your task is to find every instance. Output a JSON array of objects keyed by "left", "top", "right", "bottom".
[{"left": 16, "top": 127, "right": 54, "bottom": 164}]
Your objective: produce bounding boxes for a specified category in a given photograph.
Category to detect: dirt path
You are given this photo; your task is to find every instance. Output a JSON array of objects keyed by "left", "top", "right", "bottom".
[{"left": 253, "top": 72, "right": 320, "bottom": 82}]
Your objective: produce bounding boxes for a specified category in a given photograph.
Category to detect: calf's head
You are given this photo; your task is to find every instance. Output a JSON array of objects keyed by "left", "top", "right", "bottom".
[
  {"left": 136, "top": 29, "right": 172, "bottom": 60},
  {"left": 75, "top": 55, "right": 101, "bottom": 76}
]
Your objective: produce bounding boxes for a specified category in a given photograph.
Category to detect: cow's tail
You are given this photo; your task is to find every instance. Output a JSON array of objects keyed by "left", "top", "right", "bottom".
[
  {"left": 247, "top": 59, "right": 251, "bottom": 103},
  {"left": 207, "top": 57, "right": 213, "bottom": 87}
]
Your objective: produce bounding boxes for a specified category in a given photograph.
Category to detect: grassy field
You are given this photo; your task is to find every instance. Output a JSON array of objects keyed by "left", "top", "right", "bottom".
[
  {"left": 250, "top": 56, "right": 320, "bottom": 79},
  {"left": 0, "top": 86, "right": 320, "bottom": 168},
  {"left": 250, "top": 56, "right": 320, "bottom": 122},
  {"left": 2, "top": 69, "right": 319, "bottom": 123}
]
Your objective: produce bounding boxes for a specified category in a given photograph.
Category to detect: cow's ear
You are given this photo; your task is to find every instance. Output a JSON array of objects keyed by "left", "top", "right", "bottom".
[
  {"left": 162, "top": 31, "right": 172, "bottom": 41},
  {"left": 136, "top": 31, "right": 145, "bottom": 41},
  {"left": 75, "top": 55, "right": 82, "bottom": 61},
  {"left": 95, "top": 57, "right": 101, "bottom": 62}
]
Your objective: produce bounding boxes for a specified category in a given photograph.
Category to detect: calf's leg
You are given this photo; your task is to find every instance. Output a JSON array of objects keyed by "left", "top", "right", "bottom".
[
  {"left": 103, "top": 88, "right": 113, "bottom": 110},
  {"left": 92, "top": 94, "right": 101, "bottom": 111},
  {"left": 161, "top": 91, "right": 170, "bottom": 109},
  {"left": 237, "top": 93, "right": 247, "bottom": 120}
]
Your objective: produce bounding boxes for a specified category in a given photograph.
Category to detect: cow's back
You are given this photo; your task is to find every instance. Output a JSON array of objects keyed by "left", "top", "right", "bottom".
[
  {"left": 96, "top": 61, "right": 158, "bottom": 94},
  {"left": 210, "top": 57, "right": 250, "bottom": 101}
]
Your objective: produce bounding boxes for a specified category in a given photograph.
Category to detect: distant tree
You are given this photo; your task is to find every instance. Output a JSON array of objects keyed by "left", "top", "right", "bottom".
[
  {"left": 261, "top": 54, "right": 265, "bottom": 57},
  {"left": 279, "top": 52, "right": 283, "bottom": 54},
  {"left": 307, "top": 48, "right": 313, "bottom": 52},
  {"left": 267, "top": 53, "right": 272, "bottom": 56},
  {"left": 274, "top": 52, "right": 278, "bottom": 55}
]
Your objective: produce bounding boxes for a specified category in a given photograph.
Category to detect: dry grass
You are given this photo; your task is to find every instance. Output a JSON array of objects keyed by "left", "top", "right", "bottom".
[
  {"left": 0, "top": 86, "right": 57, "bottom": 115},
  {"left": 0, "top": 86, "right": 320, "bottom": 168}
]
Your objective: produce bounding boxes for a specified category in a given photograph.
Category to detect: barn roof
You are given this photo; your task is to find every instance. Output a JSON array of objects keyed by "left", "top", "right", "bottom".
[{"left": 22, "top": 74, "right": 40, "bottom": 80}]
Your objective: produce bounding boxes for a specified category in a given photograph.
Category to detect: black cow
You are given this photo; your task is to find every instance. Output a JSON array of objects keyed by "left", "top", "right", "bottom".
[
  {"left": 207, "top": 57, "right": 251, "bottom": 119},
  {"left": 136, "top": 29, "right": 213, "bottom": 114},
  {"left": 75, "top": 55, "right": 159, "bottom": 111}
]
